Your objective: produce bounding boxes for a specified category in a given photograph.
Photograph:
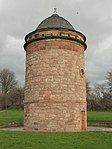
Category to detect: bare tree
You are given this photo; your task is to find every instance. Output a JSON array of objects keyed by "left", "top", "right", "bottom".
[
  {"left": 86, "top": 81, "right": 91, "bottom": 98},
  {"left": 0, "top": 69, "right": 18, "bottom": 109},
  {"left": 87, "top": 82, "right": 112, "bottom": 111},
  {"left": 8, "top": 87, "right": 24, "bottom": 109},
  {"left": 0, "top": 69, "right": 17, "bottom": 93},
  {"left": 106, "top": 71, "right": 112, "bottom": 93}
]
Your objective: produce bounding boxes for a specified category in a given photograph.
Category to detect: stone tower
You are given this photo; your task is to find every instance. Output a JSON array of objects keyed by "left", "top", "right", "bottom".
[{"left": 24, "top": 11, "right": 87, "bottom": 131}]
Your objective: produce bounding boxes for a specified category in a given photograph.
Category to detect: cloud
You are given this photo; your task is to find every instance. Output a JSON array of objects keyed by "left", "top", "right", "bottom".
[
  {"left": 0, "top": 35, "right": 25, "bottom": 85},
  {"left": 0, "top": 0, "right": 112, "bottom": 85}
]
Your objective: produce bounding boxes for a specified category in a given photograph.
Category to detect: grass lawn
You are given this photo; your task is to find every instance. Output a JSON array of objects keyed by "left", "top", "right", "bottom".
[
  {"left": 0, "top": 111, "right": 112, "bottom": 149},
  {"left": 0, "top": 110, "right": 23, "bottom": 124},
  {"left": 0, "top": 131, "right": 112, "bottom": 149},
  {"left": 87, "top": 111, "right": 112, "bottom": 122}
]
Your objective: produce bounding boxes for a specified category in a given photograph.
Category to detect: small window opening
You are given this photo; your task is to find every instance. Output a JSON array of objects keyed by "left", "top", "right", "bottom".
[
  {"left": 51, "top": 33, "right": 53, "bottom": 36},
  {"left": 68, "top": 34, "right": 70, "bottom": 37},
  {"left": 60, "top": 33, "right": 62, "bottom": 36},
  {"left": 35, "top": 34, "right": 39, "bottom": 38},
  {"left": 29, "top": 36, "right": 32, "bottom": 40},
  {"left": 81, "top": 69, "right": 84, "bottom": 75},
  {"left": 42, "top": 34, "right": 44, "bottom": 36}
]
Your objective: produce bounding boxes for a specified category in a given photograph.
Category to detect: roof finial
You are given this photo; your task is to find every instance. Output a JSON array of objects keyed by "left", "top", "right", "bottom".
[{"left": 53, "top": 8, "right": 57, "bottom": 14}]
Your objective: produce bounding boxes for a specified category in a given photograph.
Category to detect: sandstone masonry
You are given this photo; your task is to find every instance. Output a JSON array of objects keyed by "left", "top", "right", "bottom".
[{"left": 24, "top": 13, "right": 87, "bottom": 131}]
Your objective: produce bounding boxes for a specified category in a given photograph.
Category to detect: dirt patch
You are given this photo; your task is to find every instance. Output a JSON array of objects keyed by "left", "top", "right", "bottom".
[
  {"left": 87, "top": 126, "right": 112, "bottom": 132},
  {"left": 0, "top": 126, "right": 112, "bottom": 132},
  {"left": 88, "top": 122, "right": 112, "bottom": 128},
  {"left": 0, "top": 123, "right": 23, "bottom": 128},
  {"left": 0, "top": 127, "right": 24, "bottom": 131}
]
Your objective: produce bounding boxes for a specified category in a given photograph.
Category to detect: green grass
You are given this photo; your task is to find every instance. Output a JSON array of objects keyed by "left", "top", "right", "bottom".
[
  {"left": 0, "top": 110, "right": 23, "bottom": 123},
  {"left": 0, "top": 111, "right": 112, "bottom": 149},
  {"left": 87, "top": 111, "right": 112, "bottom": 122},
  {"left": 0, "top": 131, "right": 112, "bottom": 149}
]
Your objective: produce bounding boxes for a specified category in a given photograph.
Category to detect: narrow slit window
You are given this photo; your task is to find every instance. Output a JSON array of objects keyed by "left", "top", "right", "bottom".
[{"left": 81, "top": 69, "right": 84, "bottom": 75}]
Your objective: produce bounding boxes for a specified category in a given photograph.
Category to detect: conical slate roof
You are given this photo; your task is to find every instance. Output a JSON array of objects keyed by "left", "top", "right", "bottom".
[{"left": 36, "top": 14, "right": 75, "bottom": 30}]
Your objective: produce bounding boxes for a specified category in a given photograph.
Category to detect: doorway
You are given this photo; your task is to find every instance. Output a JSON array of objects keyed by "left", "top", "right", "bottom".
[{"left": 81, "top": 111, "right": 85, "bottom": 129}]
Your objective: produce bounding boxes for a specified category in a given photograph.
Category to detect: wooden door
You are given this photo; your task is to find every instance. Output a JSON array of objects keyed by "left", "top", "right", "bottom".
[{"left": 81, "top": 111, "right": 85, "bottom": 129}]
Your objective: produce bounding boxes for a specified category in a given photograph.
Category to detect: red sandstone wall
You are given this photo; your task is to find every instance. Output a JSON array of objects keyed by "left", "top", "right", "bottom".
[{"left": 24, "top": 39, "right": 87, "bottom": 131}]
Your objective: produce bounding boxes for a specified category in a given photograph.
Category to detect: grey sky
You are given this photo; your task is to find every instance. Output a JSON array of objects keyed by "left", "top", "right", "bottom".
[{"left": 0, "top": 0, "right": 112, "bottom": 85}]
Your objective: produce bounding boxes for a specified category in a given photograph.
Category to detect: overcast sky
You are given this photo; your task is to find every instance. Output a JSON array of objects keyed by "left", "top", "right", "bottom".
[{"left": 0, "top": 0, "right": 112, "bottom": 86}]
